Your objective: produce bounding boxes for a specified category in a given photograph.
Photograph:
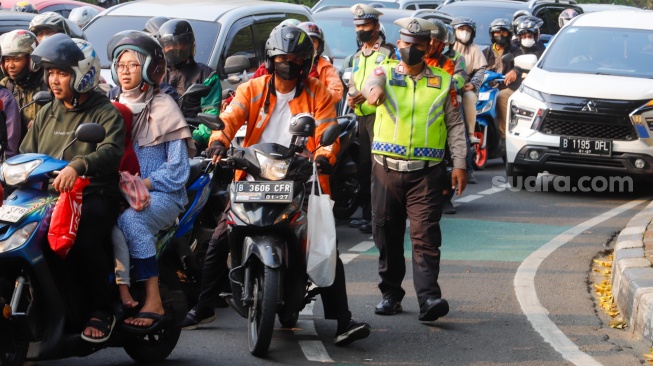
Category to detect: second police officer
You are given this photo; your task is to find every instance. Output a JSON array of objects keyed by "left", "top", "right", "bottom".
[{"left": 362, "top": 17, "right": 467, "bottom": 321}]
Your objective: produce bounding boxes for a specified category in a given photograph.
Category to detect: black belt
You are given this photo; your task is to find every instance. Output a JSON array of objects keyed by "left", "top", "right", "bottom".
[{"left": 373, "top": 155, "right": 440, "bottom": 172}]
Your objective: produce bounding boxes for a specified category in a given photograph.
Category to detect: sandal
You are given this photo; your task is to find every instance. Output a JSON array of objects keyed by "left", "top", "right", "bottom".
[
  {"left": 80, "top": 311, "right": 116, "bottom": 343},
  {"left": 122, "top": 312, "right": 171, "bottom": 335}
]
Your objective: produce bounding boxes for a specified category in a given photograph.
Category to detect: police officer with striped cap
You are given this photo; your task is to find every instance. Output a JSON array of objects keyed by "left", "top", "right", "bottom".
[
  {"left": 362, "top": 17, "right": 467, "bottom": 322},
  {"left": 347, "top": 3, "right": 396, "bottom": 233}
]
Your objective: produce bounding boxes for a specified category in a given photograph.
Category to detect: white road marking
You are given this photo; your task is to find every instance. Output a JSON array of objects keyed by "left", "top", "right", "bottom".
[
  {"left": 298, "top": 340, "right": 334, "bottom": 362},
  {"left": 340, "top": 253, "right": 358, "bottom": 265},
  {"left": 514, "top": 198, "right": 646, "bottom": 366},
  {"left": 454, "top": 194, "right": 483, "bottom": 203},
  {"left": 350, "top": 241, "right": 375, "bottom": 252},
  {"left": 295, "top": 319, "right": 318, "bottom": 336}
]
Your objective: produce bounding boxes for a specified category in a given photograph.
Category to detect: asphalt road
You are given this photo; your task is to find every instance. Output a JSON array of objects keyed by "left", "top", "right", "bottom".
[{"left": 36, "top": 159, "right": 652, "bottom": 366}]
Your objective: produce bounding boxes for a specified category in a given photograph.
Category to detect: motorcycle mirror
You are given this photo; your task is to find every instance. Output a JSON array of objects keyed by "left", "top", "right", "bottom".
[
  {"left": 198, "top": 113, "right": 224, "bottom": 131},
  {"left": 501, "top": 53, "right": 515, "bottom": 65},
  {"left": 75, "top": 123, "right": 106, "bottom": 144},
  {"left": 514, "top": 54, "right": 538, "bottom": 72},
  {"left": 224, "top": 55, "right": 250, "bottom": 75},
  {"left": 289, "top": 113, "right": 316, "bottom": 138},
  {"left": 319, "top": 124, "right": 341, "bottom": 147},
  {"left": 33, "top": 91, "right": 52, "bottom": 106},
  {"left": 180, "top": 84, "right": 211, "bottom": 100}
]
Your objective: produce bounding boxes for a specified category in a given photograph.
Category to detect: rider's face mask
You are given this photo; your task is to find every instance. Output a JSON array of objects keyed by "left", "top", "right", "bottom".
[
  {"left": 456, "top": 29, "right": 471, "bottom": 43},
  {"left": 275, "top": 61, "right": 302, "bottom": 80},
  {"left": 521, "top": 37, "right": 536, "bottom": 48}
]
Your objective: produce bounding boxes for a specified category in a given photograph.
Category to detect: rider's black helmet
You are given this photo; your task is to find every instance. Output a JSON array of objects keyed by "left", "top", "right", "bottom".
[
  {"left": 428, "top": 19, "right": 448, "bottom": 43},
  {"left": 264, "top": 25, "right": 314, "bottom": 79},
  {"left": 158, "top": 19, "right": 196, "bottom": 66},
  {"left": 144, "top": 16, "right": 170, "bottom": 37},
  {"left": 107, "top": 30, "right": 167, "bottom": 85},
  {"left": 489, "top": 18, "right": 512, "bottom": 39}
]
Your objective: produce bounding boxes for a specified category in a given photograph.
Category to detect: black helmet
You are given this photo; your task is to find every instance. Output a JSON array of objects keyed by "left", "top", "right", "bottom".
[
  {"left": 428, "top": 19, "right": 447, "bottom": 43},
  {"left": 107, "top": 30, "right": 166, "bottom": 85},
  {"left": 513, "top": 15, "right": 542, "bottom": 36},
  {"left": 264, "top": 26, "right": 314, "bottom": 79},
  {"left": 516, "top": 19, "right": 540, "bottom": 40},
  {"left": 11, "top": 1, "right": 38, "bottom": 13},
  {"left": 298, "top": 21, "right": 325, "bottom": 58},
  {"left": 489, "top": 18, "right": 512, "bottom": 45},
  {"left": 451, "top": 17, "right": 476, "bottom": 43},
  {"left": 158, "top": 19, "right": 195, "bottom": 66},
  {"left": 31, "top": 33, "right": 100, "bottom": 94},
  {"left": 144, "top": 16, "right": 170, "bottom": 37}
]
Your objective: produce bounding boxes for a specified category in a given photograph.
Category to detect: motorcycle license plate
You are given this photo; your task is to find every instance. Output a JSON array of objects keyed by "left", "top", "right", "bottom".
[
  {"left": 233, "top": 181, "right": 293, "bottom": 203},
  {"left": 0, "top": 205, "right": 30, "bottom": 223},
  {"left": 560, "top": 136, "right": 612, "bottom": 157},
  {"left": 478, "top": 92, "right": 491, "bottom": 101}
]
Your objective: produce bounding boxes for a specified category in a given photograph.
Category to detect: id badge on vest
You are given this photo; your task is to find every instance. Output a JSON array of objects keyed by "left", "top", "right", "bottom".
[{"left": 389, "top": 68, "right": 406, "bottom": 87}]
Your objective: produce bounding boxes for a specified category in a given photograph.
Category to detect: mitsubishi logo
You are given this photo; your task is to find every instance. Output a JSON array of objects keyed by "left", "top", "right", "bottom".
[{"left": 582, "top": 100, "right": 598, "bottom": 113}]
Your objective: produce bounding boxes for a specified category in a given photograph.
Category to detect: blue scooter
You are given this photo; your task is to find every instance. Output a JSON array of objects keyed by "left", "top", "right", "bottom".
[{"left": 472, "top": 70, "right": 505, "bottom": 169}]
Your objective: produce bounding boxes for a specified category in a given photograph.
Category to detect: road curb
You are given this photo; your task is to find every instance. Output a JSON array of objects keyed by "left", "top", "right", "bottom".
[{"left": 612, "top": 200, "right": 653, "bottom": 343}]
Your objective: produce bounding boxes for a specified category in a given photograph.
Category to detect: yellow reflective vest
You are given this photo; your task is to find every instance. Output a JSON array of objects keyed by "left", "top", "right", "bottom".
[{"left": 351, "top": 43, "right": 394, "bottom": 116}]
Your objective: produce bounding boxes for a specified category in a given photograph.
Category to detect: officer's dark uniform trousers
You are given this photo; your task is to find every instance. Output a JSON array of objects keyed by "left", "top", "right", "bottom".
[{"left": 371, "top": 157, "right": 444, "bottom": 307}]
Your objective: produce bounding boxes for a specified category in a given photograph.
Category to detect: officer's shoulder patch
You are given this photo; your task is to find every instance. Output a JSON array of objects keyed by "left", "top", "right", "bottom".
[
  {"left": 373, "top": 67, "right": 385, "bottom": 76},
  {"left": 373, "top": 42, "right": 380, "bottom": 51},
  {"left": 450, "top": 88, "right": 459, "bottom": 108},
  {"left": 427, "top": 76, "right": 441, "bottom": 89}
]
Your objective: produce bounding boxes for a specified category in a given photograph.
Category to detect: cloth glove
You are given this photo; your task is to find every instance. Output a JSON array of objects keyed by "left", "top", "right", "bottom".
[
  {"left": 205, "top": 140, "right": 227, "bottom": 159},
  {"left": 315, "top": 155, "right": 333, "bottom": 175}
]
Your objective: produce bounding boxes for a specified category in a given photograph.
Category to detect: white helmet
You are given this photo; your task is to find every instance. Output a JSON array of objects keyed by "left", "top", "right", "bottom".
[
  {"left": 29, "top": 11, "right": 70, "bottom": 36},
  {"left": 69, "top": 6, "right": 99, "bottom": 29},
  {"left": 0, "top": 29, "right": 40, "bottom": 75}
]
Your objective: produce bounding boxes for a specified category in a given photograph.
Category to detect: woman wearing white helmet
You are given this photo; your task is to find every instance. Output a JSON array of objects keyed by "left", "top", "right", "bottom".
[
  {"left": 69, "top": 6, "right": 100, "bottom": 29},
  {"left": 21, "top": 33, "right": 126, "bottom": 343}
]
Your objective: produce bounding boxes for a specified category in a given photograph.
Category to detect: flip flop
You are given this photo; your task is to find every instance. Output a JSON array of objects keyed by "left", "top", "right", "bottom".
[
  {"left": 122, "top": 312, "right": 171, "bottom": 335},
  {"left": 81, "top": 311, "right": 116, "bottom": 343}
]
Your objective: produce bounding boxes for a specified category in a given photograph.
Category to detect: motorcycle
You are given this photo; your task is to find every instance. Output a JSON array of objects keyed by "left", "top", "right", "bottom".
[
  {"left": 330, "top": 113, "right": 360, "bottom": 220},
  {"left": 222, "top": 114, "right": 340, "bottom": 357},
  {"left": 0, "top": 123, "right": 184, "bottom": 365},
  {"left": 471, "top": 70, "right": 505, "bottom": 169}
]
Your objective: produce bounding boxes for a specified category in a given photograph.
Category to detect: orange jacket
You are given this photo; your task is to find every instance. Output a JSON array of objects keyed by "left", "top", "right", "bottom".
[
  {"left": 314, "top": 57, "right": 344, "bottom": 107},
  {"left": 209, "top": 75, "right": 339, "bottom": 194},
  {"left": 426, "top": 55, "right": 455, "bottom": 76}
]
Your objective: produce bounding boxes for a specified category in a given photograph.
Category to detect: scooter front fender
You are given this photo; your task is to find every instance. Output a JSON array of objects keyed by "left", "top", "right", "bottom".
[{"left": 243, "top": 235, "right": 285, "bottom": 269}]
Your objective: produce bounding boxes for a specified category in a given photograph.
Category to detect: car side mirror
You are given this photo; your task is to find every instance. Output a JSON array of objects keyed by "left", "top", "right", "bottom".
[
  {"left": 514, "top": 54, "right": 538, "bottom": 72},
  {"left": 33, "top": 91, "right": 52, "bottom": 106},
  {"left": 224, "top": 55, "right": 250, "bottom": 75},
  {"left": 75, "top": 123, "right": 106, "bottom": 144},
  {"left": 198, "top": 113, "right": 224, "bottom": 131},
  {"left": 319, "top": 124, "right": 341, "bottom": 147}
]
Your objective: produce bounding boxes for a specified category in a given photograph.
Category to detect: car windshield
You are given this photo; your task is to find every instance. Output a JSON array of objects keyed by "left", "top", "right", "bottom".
[
  {"left": 438, "top": 5, "right": 519, "bottom": 46},
  {"left": 84, "top": 16, "right": 219, "bottom": 68},
  {"left": 316, "top": 17, "right": 402, "bottom": 60},
  {"left": 540, "top": 26, "right": 653, "bottom": 79}
]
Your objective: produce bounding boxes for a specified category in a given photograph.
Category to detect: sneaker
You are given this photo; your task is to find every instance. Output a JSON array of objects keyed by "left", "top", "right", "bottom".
[
  {"left": 469, "top": 136, "right": 481, "bottom": 144},
  {"left": 181, "top": 305, "right": 216, "bottom": 330},
  {"left": 442, "top": 199, "right": 456, "bottom": 214},
  {"left": 466, "top": 170, "right": 478, "bottom": 184},
  {"left": 334, "top": 320, "right": 371, "bottom": 346}
]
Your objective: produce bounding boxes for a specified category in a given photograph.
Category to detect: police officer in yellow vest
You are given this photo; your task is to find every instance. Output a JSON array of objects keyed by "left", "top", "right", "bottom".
[
  {"left": 347, "top": 3, "right": 396, "bottom": 233},
  {"left": 362, "top": 17, "right": 467, "bottom": 321}
]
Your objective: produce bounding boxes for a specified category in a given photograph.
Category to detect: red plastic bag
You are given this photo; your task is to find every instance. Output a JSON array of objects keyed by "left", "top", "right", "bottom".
[
  {"left": 48, "top": 176, "right": 89, "bottom": 259},
  {"left": 119, "top": 171, "right": 150, "bottom": 211}
]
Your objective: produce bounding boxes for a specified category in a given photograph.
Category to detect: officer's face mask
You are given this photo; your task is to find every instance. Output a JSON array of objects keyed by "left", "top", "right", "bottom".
[
  {"left": 521, "top": 38, "right": 536, "bottom": 48},
  {"left": 456, "top": 29, "right": 471, "bottom": 44},
  {"left": 275, "top": 61, "right": 302, "bottom": 80},
  {"left": 357, "top": 29, "right": 375, "bottom": 43},
  {"left": 399, "top": 45, "right": 426, "bottom": 66}
]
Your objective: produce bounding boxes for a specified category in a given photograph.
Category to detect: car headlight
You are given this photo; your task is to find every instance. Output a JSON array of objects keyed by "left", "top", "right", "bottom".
[
  {"left": 0, "top": 222, "right": 38, "bottom": 253},
  {"left": 256, "top": 152, "right": 290, "bottom": 181},
  {"left": 2, "top": 160, "right": 42, "bottom": 186},
  {"left": 519, "top": 85, "right": 545, "bottom": 103}
]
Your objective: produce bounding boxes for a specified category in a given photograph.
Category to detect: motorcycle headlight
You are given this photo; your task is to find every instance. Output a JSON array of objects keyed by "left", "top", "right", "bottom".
[
  {"left": 477, "top": 99, "right": 494, "bottom": 114},
  {"left": 2, "top": 160, "right": 42, "bottom": 186},
  {"left": 256, "top": 152, "right": 290, "bottom": 181},
  {"left": 0, "top": 222, "right": 38, "bottom": 253}
]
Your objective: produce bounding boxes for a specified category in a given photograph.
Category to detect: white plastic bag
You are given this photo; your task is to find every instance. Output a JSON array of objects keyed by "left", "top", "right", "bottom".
[{"left": 306, "top": 161, "right": 337, "bottom": 287}]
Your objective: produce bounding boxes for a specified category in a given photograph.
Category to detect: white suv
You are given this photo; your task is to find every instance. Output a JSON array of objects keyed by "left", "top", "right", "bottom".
[{"left": 505, "top": 10, "right": 653, "bottom": 187}]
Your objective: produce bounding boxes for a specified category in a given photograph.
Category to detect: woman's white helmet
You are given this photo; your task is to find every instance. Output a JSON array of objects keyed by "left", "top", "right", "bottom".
[{"left": 69, "top": 6, "right": 99, "bottom": 29}]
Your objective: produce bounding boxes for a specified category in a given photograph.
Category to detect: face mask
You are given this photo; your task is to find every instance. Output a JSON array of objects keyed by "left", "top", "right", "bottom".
[
  {"left": 357, "top": 29, "right": 374, "bottom": 43},
  {"left": 399, "top": 45, "right": 426, "bottom": 66},
  {"left": 275, "top": 61, "right": 302, "bottom": 80},
  {"left": 456, "top": 29, "right": 471, "bottom": 44},
  {"left": 493, "top": 35, "right": 509, "bottom": 47},
  {"left": 521, "top": 38, "right": 536, "bottom": 48}
]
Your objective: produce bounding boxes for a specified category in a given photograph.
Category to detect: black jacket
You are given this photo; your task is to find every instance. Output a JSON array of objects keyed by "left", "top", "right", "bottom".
[{"left": 482, "top": 43, "right": 524, "bottom": 91}]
